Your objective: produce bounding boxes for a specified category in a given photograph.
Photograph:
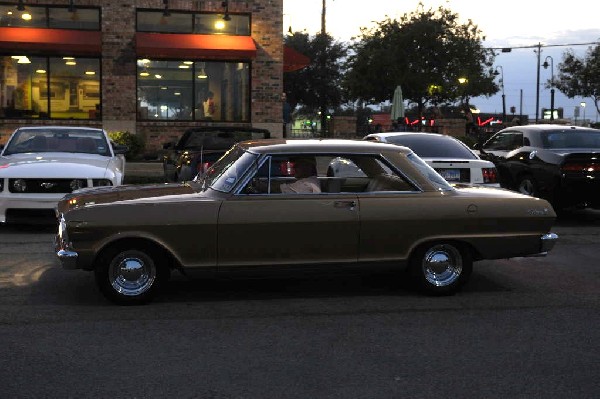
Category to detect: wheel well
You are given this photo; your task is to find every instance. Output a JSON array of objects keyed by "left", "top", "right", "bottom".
[
  {"left": 93, "top": 237, "right": 178, "bottom": 272},
  {"left": 410, "top": 239, "right": 478, "bottom": 263}
]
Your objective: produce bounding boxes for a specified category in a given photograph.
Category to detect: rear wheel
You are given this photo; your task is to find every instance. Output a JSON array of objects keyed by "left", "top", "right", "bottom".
[
  {"left": 517, "top": 175, "right": 538, "bottom": 197},
  {"left": 95, "top": 244, "right": 169, "bottom": 305},
  {"left": 409, "top": 242, "right": 472, "bottom": 295}
]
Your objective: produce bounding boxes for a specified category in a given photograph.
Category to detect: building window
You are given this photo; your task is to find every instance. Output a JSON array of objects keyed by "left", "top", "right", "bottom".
[
  {"left": 0, "top": 5, "right": 100, "bottom": 30},
  {"left": 137, "top": 59, "right": 250, "bottom": 122},
  {"left": 0, "top": 55, "right": 100, "bottom": 120},
  {"left": 136, "top": 10, "right": 250, "bottom": 35}
]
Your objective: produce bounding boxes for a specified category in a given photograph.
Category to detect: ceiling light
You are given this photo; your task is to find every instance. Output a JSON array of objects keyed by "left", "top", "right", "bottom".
[
  {"left": 65, "top": 61, "right": 76, "bottom": 65},
  {"left": 36, "top": 69, "right": 47, "bottom": 74},
  {"left": 178, "top": 64, "right": 190, "bottom": 69},
  {"left": 214, "top": 20, "right": 225, "bottom": 30},
  {"left": 21, "top": 12, "right": 31, "bottom": 20},
  {"left": 139, "top": 70, "right": 150, "bottom": 77},
  {"left": 17, "top": 56, "right": 31, "bottom": 64},
  {"left": 85, "top": 71, "right": 95, "bottom": 75},
  {"left": 155, "top": 74, "right": 162, "bottom": 79}
]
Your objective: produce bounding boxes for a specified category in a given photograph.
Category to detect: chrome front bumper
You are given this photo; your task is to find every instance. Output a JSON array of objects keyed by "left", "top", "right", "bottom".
[
  {"left": 55, "top": 214, "right": 79, "bottom": 270},
  {"left": 541, "top": 233, "right": 559, "bottom": 252}
]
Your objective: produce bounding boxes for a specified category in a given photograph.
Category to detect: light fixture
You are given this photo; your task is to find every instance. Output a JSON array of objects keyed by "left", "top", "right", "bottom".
[
  {"left": 63, "top": 57, "right": 75, "bottom": 60},
  {"left": 183, "top": 61, "right": 193, "bottom": 65},
  {"left": 214, "top": 20, "right": 225, "bottom": 30},
  {"left": 154, "top": 74, "right": 162, "bottom": 79},
  {"left": 197, "top": 62, "right": 208, "bottom": 79},
  {"left": 17, "top": 56, "right": 31, "bottom": 64},
  {"left": 178, "top": 64, "right": 190, "bottom": 69},
  {"left": 85, "top": 70, "right": 96, "bottom": 75},
  {"left": 21, "top": 11, "right": 31, "bottom": 20},
  {"left": 36, "top": 68, "right": 47, "bottom": 74},
  {"left": 139, "top": 69, "right": 150, "bottom": 77},
  {"left": 221, "top": 1, "right": 231, "bottom": 21},
  {"left": 65, "top": 60, "right": 76, "bottom": 65},
  {"left": 17, "top": 0, "right": 25, "bottom": 11}
]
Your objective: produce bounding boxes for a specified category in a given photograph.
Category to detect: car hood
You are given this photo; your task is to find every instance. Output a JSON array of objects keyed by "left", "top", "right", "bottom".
[
  {"left": 0, "top": 153, "right": 113, "bottom": 178},
  {"left": 58, "top": 182, "right": 197, "bottom": 213}
]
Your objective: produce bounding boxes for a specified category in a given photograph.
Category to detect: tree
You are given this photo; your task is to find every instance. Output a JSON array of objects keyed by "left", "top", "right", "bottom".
[
  {"left": 344, "top": 3, "right": 497, "bottom": 122},
  {"left": 284, "top": 32, "right": 348, "bottom": 136},
  {"left": 554, "top": 44, "right": 600, "bottom": 117}
]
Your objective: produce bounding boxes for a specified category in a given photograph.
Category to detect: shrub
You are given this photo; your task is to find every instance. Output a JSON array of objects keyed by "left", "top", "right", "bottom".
[{"left": 108, "top": 130, "right": 145, "bottom": 161}]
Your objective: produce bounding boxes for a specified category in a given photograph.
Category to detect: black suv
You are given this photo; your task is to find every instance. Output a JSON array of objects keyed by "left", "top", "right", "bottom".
[{"left": 162, "top": 127, "right": 271, "bottom": 182}]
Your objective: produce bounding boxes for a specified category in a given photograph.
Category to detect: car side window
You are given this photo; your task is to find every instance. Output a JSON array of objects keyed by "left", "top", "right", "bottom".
[{"left": 484, "top": 132, "right": 523, "bottom": 151}]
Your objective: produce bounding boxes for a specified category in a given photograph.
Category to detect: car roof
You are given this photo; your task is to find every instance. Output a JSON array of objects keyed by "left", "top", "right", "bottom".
[
  {"left": 498, "top": 124, "right": 599, "bottom": 133},
  {"left": 238, "top": 139, "right": 413, "bottom": 155},
  {"left": 365, "top": 132, "right": 450, "bottom": 139},
  {"left": 15, "top": 126, "right": 105, "bottom": 133}
]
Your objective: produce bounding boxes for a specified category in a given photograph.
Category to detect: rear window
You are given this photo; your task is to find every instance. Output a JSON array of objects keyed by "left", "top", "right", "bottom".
[
  {"left": 384, "top": 135, "right": 477, "bottom": 159},
  {"left": 541, "top": 130, "right": 600, "bottom": 149}
]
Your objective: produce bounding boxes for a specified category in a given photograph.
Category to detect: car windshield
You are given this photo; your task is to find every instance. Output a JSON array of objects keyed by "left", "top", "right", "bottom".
[
  {"left": 406, "top": 152, "right": 454, "bottom": 191},
  {"left": 384, "top": 135, "right": 477, "bottom": 159},
  {"left": 2, "top": 128, "right": 111, "bottom": 156},
  {"left": 540, "top": 130, "right": 600, "bottom": 149},
  {"left": 202, "top": 146, "right": 260, "bottom": 193}
]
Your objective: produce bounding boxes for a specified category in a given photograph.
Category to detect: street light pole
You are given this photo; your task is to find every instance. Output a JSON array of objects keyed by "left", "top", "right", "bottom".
[
  {"left": 543, "top": 56, "right": 555, "bottom": 121},
  {"left": 494, "top": 66, "right": 506, "bottom": 122},
  {"left": 580, "top": 101, "right": 586, "bottom": 126}
]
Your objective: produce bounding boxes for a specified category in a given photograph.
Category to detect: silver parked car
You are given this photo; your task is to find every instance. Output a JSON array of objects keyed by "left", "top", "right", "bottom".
[{"left": 364, "top": 132, "right": 499, "bottom": 187}]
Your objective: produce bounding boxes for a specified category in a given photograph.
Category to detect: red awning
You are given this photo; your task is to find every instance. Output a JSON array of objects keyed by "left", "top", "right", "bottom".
[
  {"left": 0, "top": 27, "right": 101, "bottom": 55},
  {"left": 136, "top": 33, "right": 257, "bottom": 60},
  {"left": 283, "top": 45, "right": 310, "bottom": 72}
]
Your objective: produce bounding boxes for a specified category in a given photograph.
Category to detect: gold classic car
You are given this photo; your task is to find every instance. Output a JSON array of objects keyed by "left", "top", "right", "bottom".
[{"left": 55, "top": 139, "right": 558, "bottom": 305}]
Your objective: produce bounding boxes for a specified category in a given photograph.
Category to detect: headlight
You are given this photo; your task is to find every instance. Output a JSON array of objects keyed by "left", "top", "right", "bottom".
[
  {"left": 69, "top": 179, "right": 86, "bottom": 191},
  {"left": 13, "top": 178, "right": 27, "bottom": 192},
  {"left": 92, "top": 179, "right": 113, "bottom": 187}
]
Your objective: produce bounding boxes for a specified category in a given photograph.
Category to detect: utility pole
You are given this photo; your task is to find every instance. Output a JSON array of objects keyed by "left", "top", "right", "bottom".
[
  {"left": 321, "top": 0, "right": 326, "bottom": 35},
  {"left": 534, "top": 42, "right": 541, "bottom": 124}
]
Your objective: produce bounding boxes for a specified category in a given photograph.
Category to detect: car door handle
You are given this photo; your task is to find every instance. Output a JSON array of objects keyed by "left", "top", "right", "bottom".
[{"left": 334, "top": 200, "right": 356, "bottom": 210}]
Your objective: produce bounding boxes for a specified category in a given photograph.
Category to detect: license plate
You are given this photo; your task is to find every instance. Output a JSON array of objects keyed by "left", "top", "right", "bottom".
[{"left": 437, "top": 168, "right": 461, "bottom": 181}]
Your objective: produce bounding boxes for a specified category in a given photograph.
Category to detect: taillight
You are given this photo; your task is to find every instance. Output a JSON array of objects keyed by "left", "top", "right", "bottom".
[
  {"left": 197, "top": 162, "right": 212, "bottom": 174},
  {"left": 280, "top": 161, "right": 295, "bottom": 176},
  {"left": 561, "top": 163, "right": 597, "bottom": 173},
  {"left": 482, "top": 167, "right": 497, "bottom": 183}
]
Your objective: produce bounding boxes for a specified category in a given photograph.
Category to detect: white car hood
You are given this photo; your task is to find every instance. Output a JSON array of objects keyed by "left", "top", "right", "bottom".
[{"left": 0, "top": 153, "right": 112, "bottom": 178}]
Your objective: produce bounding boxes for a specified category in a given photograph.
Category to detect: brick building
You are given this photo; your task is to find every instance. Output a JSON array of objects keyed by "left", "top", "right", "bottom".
[{"left": 0, "top": 0, "right": 284, "bottom": 156}]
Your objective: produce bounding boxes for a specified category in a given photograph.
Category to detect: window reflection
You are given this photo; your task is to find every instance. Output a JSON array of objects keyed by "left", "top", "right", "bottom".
[
  {"left": 136, "top": 10, "right": 250, "bottom": 35},
  {"left": 0, "top": 5, "right": 100, "bottom": 30},
  {"left": 137, "top": 59, "right": 249, "bottom": 122},
  {"left": 0, "top": 56, "right": 100, "bottom": 120}
]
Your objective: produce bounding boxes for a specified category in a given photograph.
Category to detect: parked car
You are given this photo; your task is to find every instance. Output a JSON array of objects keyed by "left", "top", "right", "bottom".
[
  {"left": 55, "top": 139, "right": 558, "bottom": 305},
  {"left": 0, "top": 126, "right": 127, "bottom": 224},
  {"left": 477, "top": 124, "right": 600, "bottom": 210},
  {"left": 363, "top": 132, "right": 499, "bottom": 186},
  {"left": 162, "top": 126, "right": 271, "bottom": 182}
]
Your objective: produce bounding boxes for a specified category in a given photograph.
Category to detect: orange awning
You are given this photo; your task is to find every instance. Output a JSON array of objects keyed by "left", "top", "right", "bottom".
[
  {"left": 284, "top": 45, "right": 310, "bottom": 72},
  {"left": 136, "top": 33, "right": 257, "bottom": 60},
  {"left": 0, "top": 27, "right": 101, "bottom": 55}
]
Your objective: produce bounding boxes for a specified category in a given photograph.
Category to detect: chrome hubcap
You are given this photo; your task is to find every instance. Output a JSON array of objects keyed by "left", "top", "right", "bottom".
[
  {"left": 422, "top": 245, "right": 462, "bottom": 287},
  {"left": 110, "top": 255, "right": 156, "bottom": 296}
]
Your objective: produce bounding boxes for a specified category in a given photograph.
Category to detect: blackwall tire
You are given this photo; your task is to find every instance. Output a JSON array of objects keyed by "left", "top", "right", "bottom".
[
  {"left": 409, "top": 242, "right": 472, "bottom": 295},
  {"left": 517, "top": 175, "right": 538, "bottom": 197}
]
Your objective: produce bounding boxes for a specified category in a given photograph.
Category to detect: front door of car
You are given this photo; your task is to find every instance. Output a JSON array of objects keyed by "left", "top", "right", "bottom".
[{"left": 217, "top": 193, "right": 360, "bottom": 267}]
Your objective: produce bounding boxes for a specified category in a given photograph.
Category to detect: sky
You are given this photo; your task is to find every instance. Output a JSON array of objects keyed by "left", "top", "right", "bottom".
[{"left": 283, "top": 0, "right": 600, "bottom": 122}]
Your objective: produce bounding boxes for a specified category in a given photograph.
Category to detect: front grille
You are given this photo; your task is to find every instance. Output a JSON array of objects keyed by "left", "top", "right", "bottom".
[{"left": 8, "top": 178, "right": 88, "bottom": 194}]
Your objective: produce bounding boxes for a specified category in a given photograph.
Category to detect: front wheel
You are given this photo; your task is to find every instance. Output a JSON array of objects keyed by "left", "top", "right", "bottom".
[
  {"left": 409, "top": 242, "right": 472, "bottom": 295},
  {"left": 95, "top": 245, "right": 168, "bottom": 305}
]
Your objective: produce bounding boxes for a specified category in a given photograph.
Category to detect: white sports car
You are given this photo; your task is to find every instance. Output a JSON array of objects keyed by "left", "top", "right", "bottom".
[{"left": 0, "top": 126, "right": 127, "bottom": 224}]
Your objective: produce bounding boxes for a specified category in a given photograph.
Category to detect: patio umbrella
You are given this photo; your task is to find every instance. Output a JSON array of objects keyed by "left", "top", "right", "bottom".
[{"left": 390, "top": 85, "right": 405, "bottom": 121}]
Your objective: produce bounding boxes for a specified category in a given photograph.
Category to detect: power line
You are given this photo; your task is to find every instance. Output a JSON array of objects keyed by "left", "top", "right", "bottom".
[{"left": 488, "top": 41, "right": 600, "bottom": 51}]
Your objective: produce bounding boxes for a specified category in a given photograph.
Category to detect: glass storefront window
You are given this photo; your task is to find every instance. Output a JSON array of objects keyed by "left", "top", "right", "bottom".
[
  {"left": 194, "top": 13, "right": 250, "bottom": 35},
  {"left": 0, "top": 55, "right": 100, "bottom": 120},
  {"left": 0, "top": 5, "right": 100, "bottom": 29},
  {"left": 0, "top": 5, "right": 46, "bottom": 28},
  {"left": 137, "top": 59, "right": 250, "bottom": 122},
  {"left": 136, "top": 10, "right": 250, "bottom": 35},
  {"left": 49, "top": 7, "right": 100, "bottom": 30},
  {"left": 137, "top": 11, "right": 193, "bottom": 33}
]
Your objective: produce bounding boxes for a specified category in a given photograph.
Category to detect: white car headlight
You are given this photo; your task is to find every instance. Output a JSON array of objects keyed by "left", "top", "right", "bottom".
[
  {"left": 69, "top": 179, "right": 86, "bottom": 191},
  {"left": 13, "top": 178, "right": 27, "bottom": 192}
]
